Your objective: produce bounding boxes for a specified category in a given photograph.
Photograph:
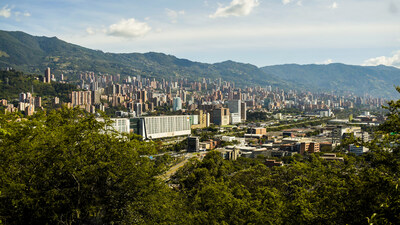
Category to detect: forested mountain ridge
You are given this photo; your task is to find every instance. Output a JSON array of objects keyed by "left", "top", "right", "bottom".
[
  {"left": 262, "top": 63, "right": 400, "bottom": 98},
  {"left": 0, "top": 30, "right": 285, "bottom": 88},
  {"left": 1, "top": 29, "right": 400, "bottom": 98}
]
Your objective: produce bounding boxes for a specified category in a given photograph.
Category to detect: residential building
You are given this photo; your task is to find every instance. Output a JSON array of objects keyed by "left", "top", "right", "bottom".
[
  {"left": 212, "top": 107, "right": 230, "bottom": 126},
  {"left": 227, "top": 100, "right": 241, "bottom": 124},
  {"left": 187, "top": 136, "right": 200, "bottom": 152},
  {"left": 44, "top": 67, "right": 51, "bottom": 83},
  {"left": 300, "top": 142, "right": 320, "bottom": 154},
  {"left": 173, "top": 97, "right": 182, "bottom": 111},
  {"left": 241, "top": 101, "right": 247, "bottom": 121}
]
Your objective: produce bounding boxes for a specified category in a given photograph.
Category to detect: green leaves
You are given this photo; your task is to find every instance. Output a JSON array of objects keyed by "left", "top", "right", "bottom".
[{"left": 0, "top": 108, "right": 180, "bottom": 224}]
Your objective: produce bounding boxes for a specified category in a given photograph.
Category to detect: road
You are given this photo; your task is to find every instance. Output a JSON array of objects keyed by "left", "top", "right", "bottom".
[{"left": 159, "top": 152, "right": 206, "bottom": 180}]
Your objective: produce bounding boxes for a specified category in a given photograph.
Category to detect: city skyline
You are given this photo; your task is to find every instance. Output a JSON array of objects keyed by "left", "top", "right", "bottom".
[{"left": 1, "top": 0, "right": 399, "bottom": 67}]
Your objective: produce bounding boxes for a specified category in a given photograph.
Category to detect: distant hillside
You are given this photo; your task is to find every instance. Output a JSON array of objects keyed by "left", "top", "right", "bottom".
[
  {"left": 1, "top": 29, "right": 400, "bottom": 98},
  {"left": 0, "top": 69, "right": 77, "bottom": 102},
  {"left": 262, "top": 63, "right": 400, "bottom": 99},
  {"left": 0, "top": 30, "right": 284, "bottom": 87}
]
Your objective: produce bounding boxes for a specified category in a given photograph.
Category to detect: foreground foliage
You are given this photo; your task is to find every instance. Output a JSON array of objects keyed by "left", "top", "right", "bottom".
[
  {"left": 1, "top": 103, "right": 400, "bottom": 224},
  {"left": 0, "top": 108, "right": 185, "bottom": 224}
]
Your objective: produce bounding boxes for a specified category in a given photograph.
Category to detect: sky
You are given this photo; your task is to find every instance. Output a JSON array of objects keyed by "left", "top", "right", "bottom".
[{"left": 1, "top": 0, "right": 400, "bottom": 67}]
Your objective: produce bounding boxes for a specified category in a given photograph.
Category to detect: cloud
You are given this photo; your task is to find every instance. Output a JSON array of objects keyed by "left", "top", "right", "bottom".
[
  {"left": 86, "top": 27, "right": 96, "bottom": 35},
  {"left": 209, "top": 0, "right": 259, "bottom": 18},
  {"left": 363, "top": 51, "right": 400, "bottom": 68},
  {"left": 166, "top": 8, "right": 185, "bottom": 23},
  {"left": 330, "top": 2, "right": 338, "bottom": 9},
  {"left": 389, "top": 2, "right": 398, "bottom": 14},
  {"left": 317, "top": 59, "right": 334, "bottom": 64},
  {"left": 106, "top": 18, "right": 151, "bottom": 38},
  {"left": 282, "top": 0, "right": 292, "bottom": 5},
  {"left": 0, "top": 5, "right": 11, "bottom": 18},
  {"left": 14, "top": 11, "right": 30, "bottom": 17}
]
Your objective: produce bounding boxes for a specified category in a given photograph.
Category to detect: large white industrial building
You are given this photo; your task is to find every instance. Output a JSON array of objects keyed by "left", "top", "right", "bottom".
[{"left": 130, "top": 115, "right": 191, "bottom": 139}]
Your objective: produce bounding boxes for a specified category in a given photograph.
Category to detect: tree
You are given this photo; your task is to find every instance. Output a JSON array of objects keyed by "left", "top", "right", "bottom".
[{"left": 0, "top": 108, "right": 185, "bottom": 224}]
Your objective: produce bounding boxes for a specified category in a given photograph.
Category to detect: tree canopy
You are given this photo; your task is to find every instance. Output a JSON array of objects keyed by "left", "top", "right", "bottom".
[{"left": 1, "top": 94, "right": 400, "bottom": 224}]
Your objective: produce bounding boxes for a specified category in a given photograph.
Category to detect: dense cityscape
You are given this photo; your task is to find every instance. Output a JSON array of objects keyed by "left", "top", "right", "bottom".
[{"left": 0, "top": 67, "right": 386, "bottom": 158}]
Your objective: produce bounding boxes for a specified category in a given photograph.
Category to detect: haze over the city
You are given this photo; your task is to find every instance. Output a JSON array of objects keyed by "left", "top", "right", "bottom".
[{"left": 1, "top": 0, "right": 399, "bottom": 67}]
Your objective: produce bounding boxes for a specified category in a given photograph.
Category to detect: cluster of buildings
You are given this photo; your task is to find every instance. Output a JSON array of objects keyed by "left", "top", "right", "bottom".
[
  {"left": 1, "top": 92, "right": 42, "bottom": 116},
  {"left": 1, "top": 68, "right": 385, "bottom": 147},
  {"left": 1, "top": 91, "right": 60, "bottom": 115},
  {"left": 185, "top": 122, "right": 372, "bottom": 161},
  {"left": 65, "top": 68, "right": 385, "bottom": 117},
  {"left": 1, "top": 67, "right": 62, "bottom": 115}
]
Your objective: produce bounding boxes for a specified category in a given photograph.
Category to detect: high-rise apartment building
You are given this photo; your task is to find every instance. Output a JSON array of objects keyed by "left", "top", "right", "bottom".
[
  {"left": 227, "top": 100, "right": 241, "bottom": 124},
  {"left": 241, "top": 101, "right": 247, "bottom": 121},
  {"left": 34, "top": 96, "right": 42, "bottom": 108},
  {"left": 134, "top": 103, "right": 142, "bottom": 117},
  {"left": 71, "top": 91, "right": 92, "bottom": 106},
  {"left": 187, "top": 136, "right": 200, "bottom": 152},
  {"left": 173, "top": 97, "right": 182, "bottom": 111},
  {"left": 44, "top": 67, "right": 51, "bottom": 83}
]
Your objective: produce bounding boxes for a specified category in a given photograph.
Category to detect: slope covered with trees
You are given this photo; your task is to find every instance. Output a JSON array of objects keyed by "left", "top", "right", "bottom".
[
  {"left": 0, "top": 69, "right": 77, "bottom": 103},
  {"left": 2, "top": 30, "right": 400, "bottom": 97},
  {"left": 0, "top": 30, "right": 283, "bottom": 87},
  {"left": 262, "top": 63, "right": 400, "bottom": 98}
]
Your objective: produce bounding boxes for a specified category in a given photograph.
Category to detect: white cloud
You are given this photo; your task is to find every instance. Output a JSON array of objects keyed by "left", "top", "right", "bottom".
[
  {"left": 330, "top": 2, "right": 338, "bottom": 9},
  {"left": 282, "top": 0, "right": 292, "bottom": 5},
  {"left": 209, "top": 0, "right": 259, "bottom": 18},
  {"left": 166, "top": 8, "right": 185, "bottom": 23},
  {"left": 317, "top": 59, "right": 334, "bottom": 64},
  {"left": 363, "top": 51, "right": 400, "bottom": 68},
  {"left": 106, "top": 18, "right": 151, "bottom": 38},
  {"left": 86, "top": 27, "right": 95, "bottom": 35},
  {"left": 14, "top": 11, "right": 30, "bottom": 17},
  {"left": 0, "top": 5, "right": 11, "bottom": 18}
]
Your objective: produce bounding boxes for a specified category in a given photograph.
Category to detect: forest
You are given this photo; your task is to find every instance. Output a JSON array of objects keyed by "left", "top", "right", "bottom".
[{"left": 0, "top": 95, "right": 400, "bottom": 224}]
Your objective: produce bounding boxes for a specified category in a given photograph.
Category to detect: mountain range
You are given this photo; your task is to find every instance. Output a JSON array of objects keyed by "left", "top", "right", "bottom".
[{"left": 0, "top": 29, "right": 399, "bottom": 99}]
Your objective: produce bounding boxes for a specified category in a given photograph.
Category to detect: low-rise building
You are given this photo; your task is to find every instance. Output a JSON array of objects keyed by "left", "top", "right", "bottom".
[
  {"left": 215, "top": 148, "right": 240, "bottom": 160},
  {"left": 321, "top": 153, "right": 344, "bottom": 162},
  {"left": 265, "top": 159, "right": 283, "bottom": 167},
  {"left": 349, "top": 144, "right": 369, "bottom": 156},
  {"left": 247, "top": 127, "right": 267, "bottom": 135},
  {"left": 212, "top": 107, "right": 230, "bottom": 126},
  {"left": 130, "top": 115, "right": 191, "bottom": 139},
  {"left": 300, "top": 142, "right": 320, "bottom": 154}
]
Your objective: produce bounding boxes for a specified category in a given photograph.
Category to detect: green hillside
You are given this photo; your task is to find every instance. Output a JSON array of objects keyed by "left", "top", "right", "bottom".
[
  {"left": 0, "top": 30, "right": 283, "bottom": 87},
  {"left": 1, "top": 29, "right": 400, "bottom": 98},
  {"left": 0, "top": 69, "right": 77, "bottom": 102},
  {"left": 262, "top": 63, "right": 400, "bottom": 99}
]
